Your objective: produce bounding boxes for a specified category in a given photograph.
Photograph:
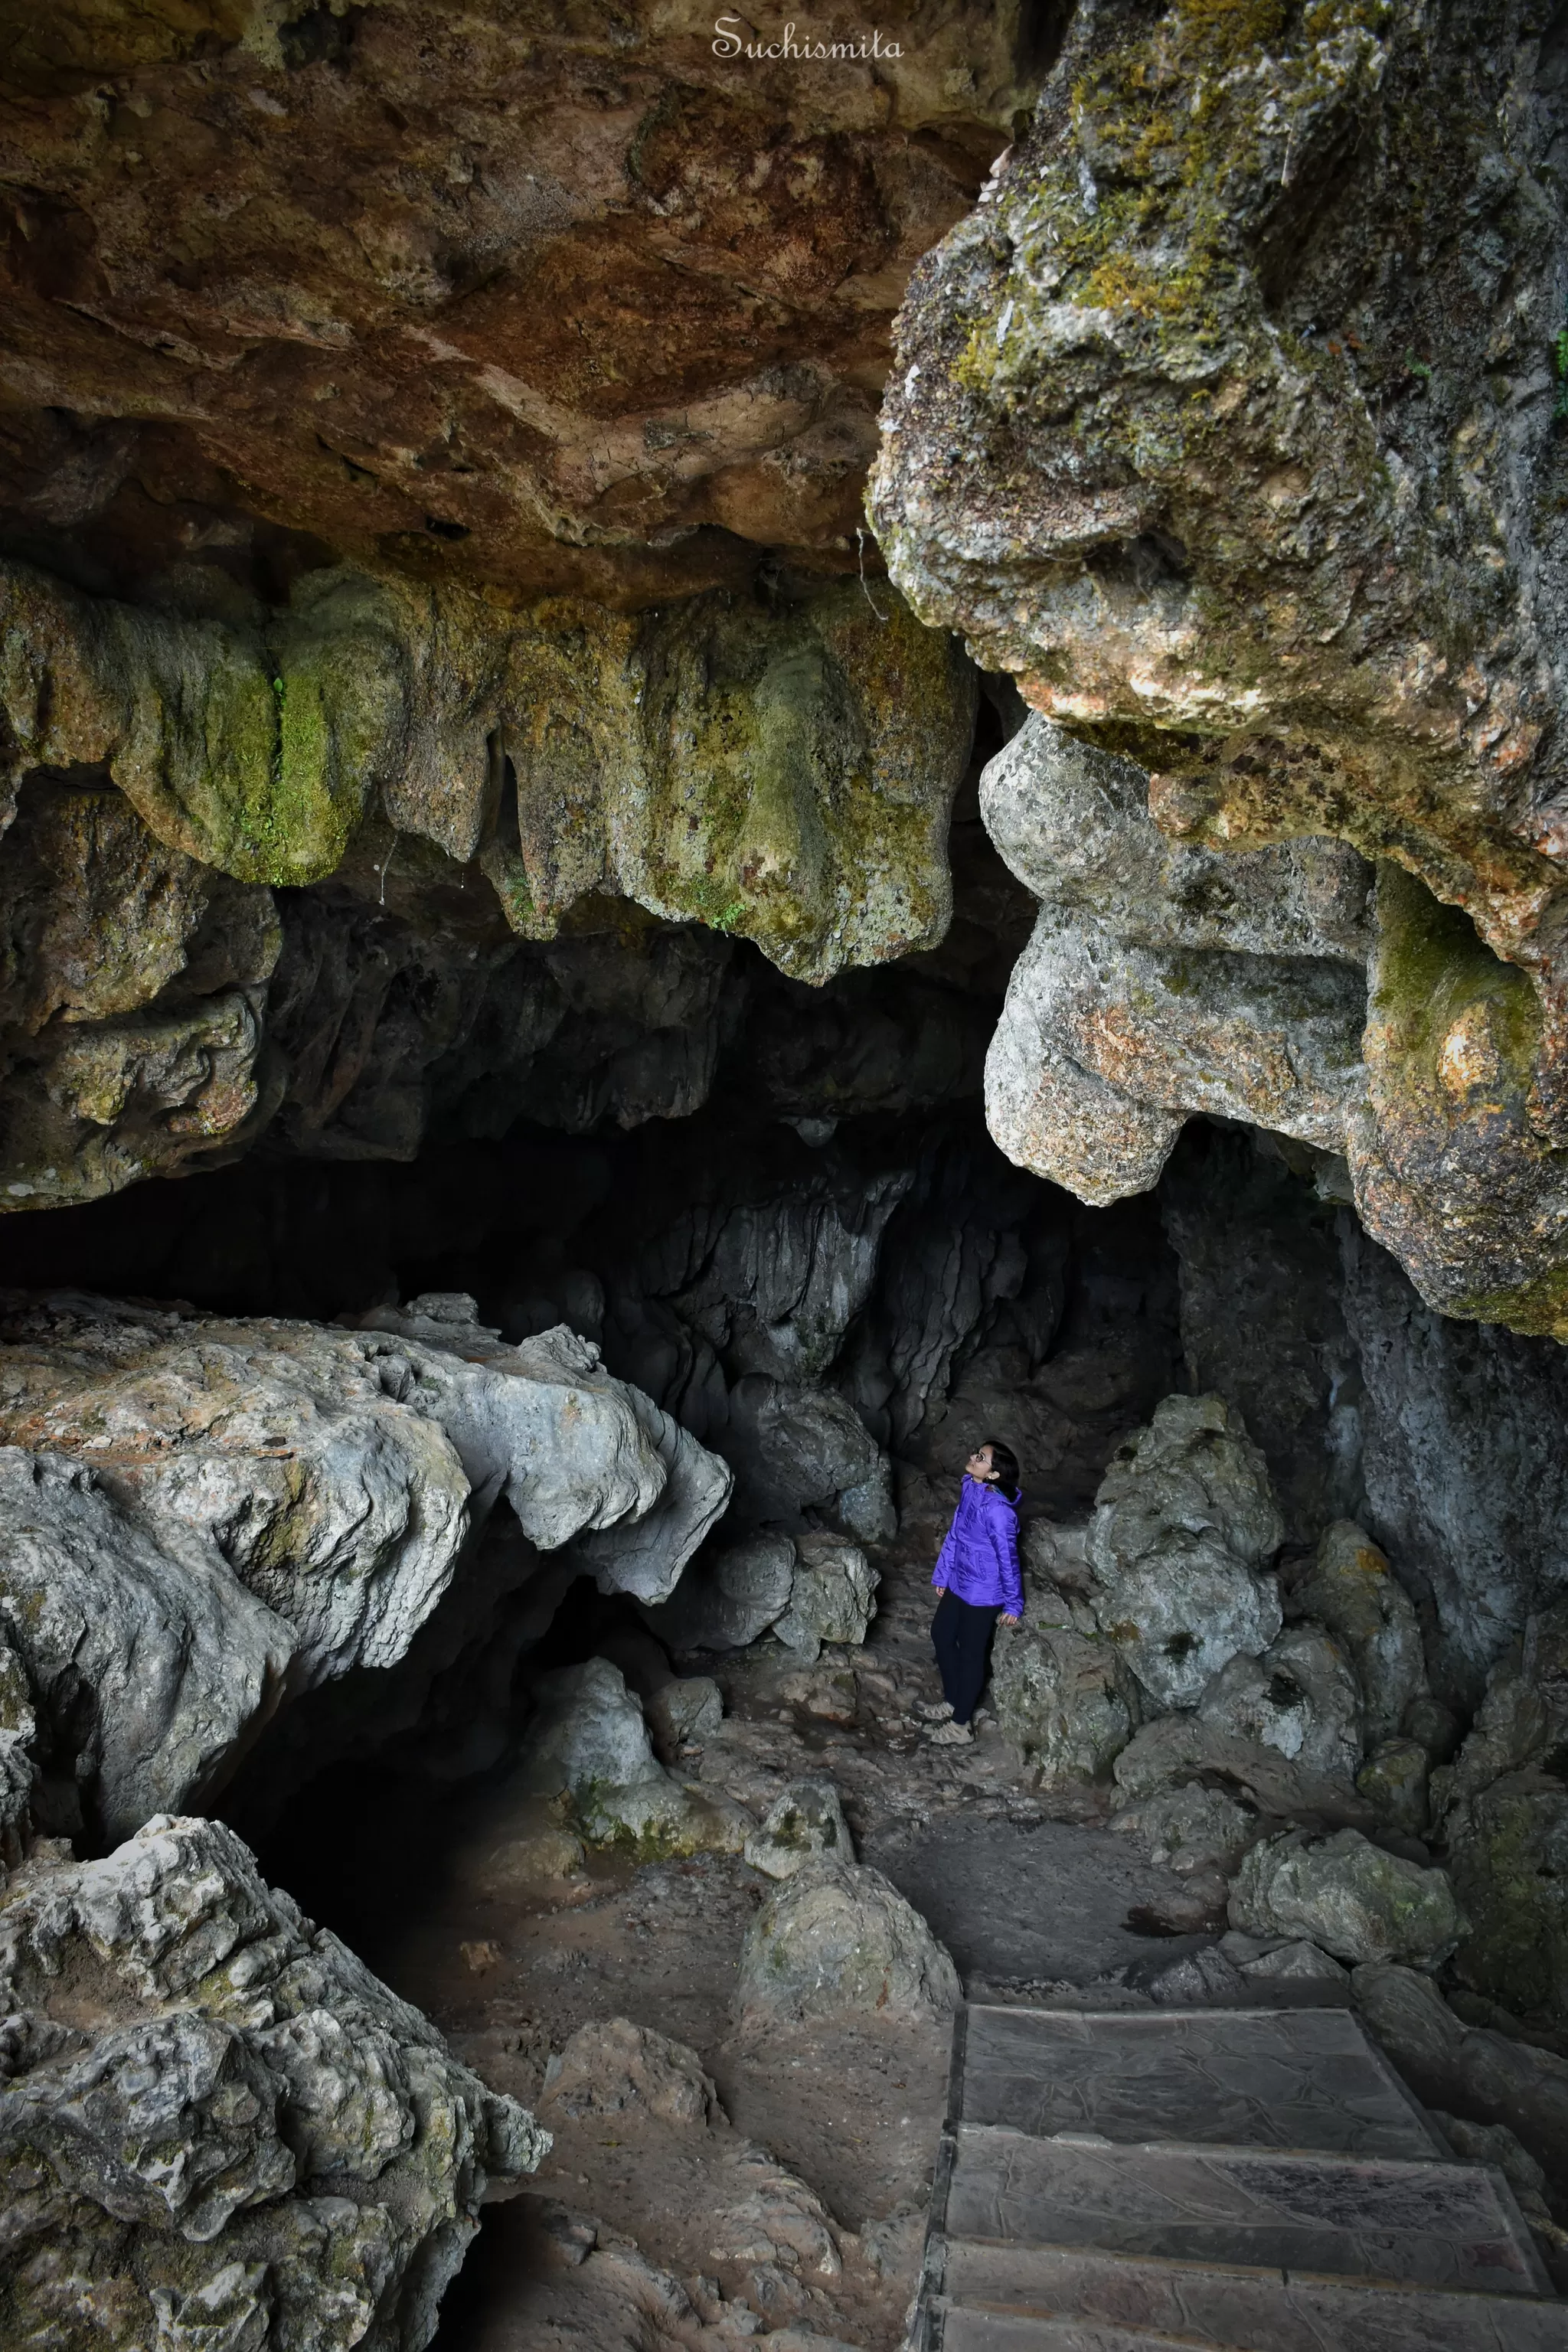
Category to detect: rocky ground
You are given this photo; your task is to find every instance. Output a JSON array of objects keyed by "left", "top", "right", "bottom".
[{"left": 284, "top": 1511, "right": 1270, "bottom": 2352}]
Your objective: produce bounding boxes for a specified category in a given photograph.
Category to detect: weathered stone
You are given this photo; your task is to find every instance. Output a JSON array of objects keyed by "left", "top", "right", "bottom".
[
  {"left": 737, "top": 1858, "right": 960, "bottom": 2023},
  {"left": 743, "top": 1782, "right": 855, "bottom": 1881},
  {"left": 772, "top": 1534, "right": 878, "bottom": 1662},
  {"left": 1087, "top": 1394, "right": 1284, "bottom": 1708},
  {"left": 1432, "top": 2110, "right": 1557, "bottom": 2236},
  {"left": 1240, "top": 1941, "right": 1351, "bottom": 1991},
  {"left": 1230, "top": 1828, "right": 1462, "bottom": 1971},
  {"left": 516, "top": 1658, "right": 750, "bottom": 1862},
  {"left": 1354, "top": 1961, "right": 1568, "bottom": 2183},
  {"left": 644, "top": 1677, "right": 724, "bottom": 1759},
  {"left": 1435, "top": 1600, "right": 1568, "bottom": 1828},
  {"left": 0, "top": 1447, "right": 293, "bottom": 1846},
  {"left": 1197, "top": 1625, "right": 1362, "bottom": 1783},
  {"left": 1357, "top": 1740, "right": 1432, "bottom": 1843},
  {"left": 1112, "top": 1715, "right": 1366, "bottom": 1825},
  {"left": 872, "top": 0, "right": 1568, "bottom": 1338},
  {"left": 0, "top": 1622, "right": 36, "bottom": 1867},
  {"left": 641, "top": 1534, "right": 797, "bottom": 1655},
  {"left": 1288, "top": 1521, "right": 1429, "bottom": 1749},
  {"left": 0, "top": 1815, "right": 547, "bottom": 2349},
  {"left": 727, "top": 1377, "right": 896, "bottom": 1541},
  {"left": 1446, "top": 1769, "right": 1568, "bottom": 2024},
  {"left": 991, "top": 1583, "right": 1141, "bottom": 1783},
  {"left": 541, "top": 2018, "right": 717, "bottom": 2128},
  {"left": 1112, "top": 1783, "right": 1259, "bottom": 1883}
]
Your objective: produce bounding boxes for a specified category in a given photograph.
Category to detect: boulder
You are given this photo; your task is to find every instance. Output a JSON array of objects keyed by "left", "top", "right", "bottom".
[
  {"left": 1357, "top": 1739, "right": 1432, "bottom": 1841},
  {"left": 773, "top": 1533, "right": 879, "bottom": 1662},
  {"left": 1197, "top": 1625, "right": 1362, "bottom": 1782},
  {"left": 1433, "top": 1600, "right": 1568, "bottom": 1828},
  {"left": 1354, "top": 1962, "right": 1568, "bottom": 2183},
  {"left": 1113, "top": 1783, "right": 1259, "bottom": 1881},
  {"left": 1432, "top": 2112, "right": 1557, "bottom": 2238},
  {"left": 516, "top": 1658, "right": 750, "bottom": 1862},
  {"left": 1087, "top": 1395, "right": 1283, "bottom": 1709},
  {"left": 645, "top": 1677, "right": 724, "bottom": 1759},
  {"left": 540, "top": 2019, "right": 717, "bottom": 2127},
  {"left": 0, "top": 1625, "right": 36, "bottom": 1867},
  {"left": 1446, "top": 1769, "right": 1568, "bottom": 2023},
  {"left": 1230, "top": 1828, "right": 1462, "bottom": 1970},
  {"left": 726, "top": 1378, "right": 896, "bottom": 1542},
  {"left": 737, "top": 1858, "right": 960, "bottom": 2023},
  {"left": 743, "top": 1782, "right": 855, "bottom": 1881},
  {"left": 1240, "top": 1941, "right": 1351, "bottom": 1991},
  {"left": 641, "top": 1534, "right": 797, "bottom": 1654},
  {"left": 1287, "top": 1521, "right": 1429, "bottom": 1747},
  {"left": 991, "top": 1587, "right": 1140, "bottom": 1783},
  {"left": 1112, "top": 1715, "right": 1367, "bottom": 1824},
  {"left": 0, "top": 1815, "right": 547, "bottom": 2350}
]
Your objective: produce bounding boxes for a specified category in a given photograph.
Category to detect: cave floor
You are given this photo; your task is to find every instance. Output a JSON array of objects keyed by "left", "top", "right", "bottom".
[{"left": 354, "top": 1513, "right": 1210, "bottom": 2352}]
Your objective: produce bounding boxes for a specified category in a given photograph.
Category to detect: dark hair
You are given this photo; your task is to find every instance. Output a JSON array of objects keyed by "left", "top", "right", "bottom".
[{"left": 982, "top": 1437, "right": 1020, "bottom": 1492}]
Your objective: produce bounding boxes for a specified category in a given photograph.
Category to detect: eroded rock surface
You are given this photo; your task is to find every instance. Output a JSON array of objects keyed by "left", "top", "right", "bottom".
[
  {"left": 1230, "top": 1827, "right": 1462, "bottom": 1971},
  {"left": 0, "top": 1814, "right": 547, "bottom": 2350},
  {"left": 872, "top": 0, "right": 1568, "bottom": 1338},
  {"left": 737, "top": 1857, "right": 961, "bottom": 2023}
]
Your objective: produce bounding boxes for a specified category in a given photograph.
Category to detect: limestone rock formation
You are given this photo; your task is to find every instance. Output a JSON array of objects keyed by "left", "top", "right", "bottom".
[
  {"left": 1196, "top": 1625, "right": 1363, "bottom": 1784},
  {"left": 0, "top": 1289, "right": 729, "bottom": 1842},
  {"left": 1230, "top": 1827, "right": 1462, "bottom": 1971},
  {"left": 1112, "top": 1716, "right": 1366, "bottom": 1827},
  {"left": 772, "top": 1533, "right": 879, "bottom": 1662},
  {"left": 1086, "top": 1394, "right": 1284, "bottom": 1709},
  {"left": 1113, "top": 1783, "right": 1259, "bottom": 1883},
  {"left": 743, "top": 1781, "right": 855, "bottom": 1882},
  {"left": 0, "top": 1814, "right": 547, "bottom": 2350},
  {"left": 1354, "top": 1961, "right": 1568, "bottom": 2184},
  {"left": 991, "top": 1581, "right": 1140, "bottom": 1783},
  {"left": 1287, "top": 1521, "right": 1429, "bottom": 1749},
  {"left": 1447, "top": 1771, "right": 1568, "bottom": 2025},
  {"left": 644, "top": 1677, "right": 724, "bottom": 1761},
  {"left": 516, "top": 1658, "right": 750, "bottom": 1860},
  {"left": 872, "top": 0, "right": 1568, "bottom": 1338},
  {"left": 641, "top": 1534, "right": 799, "bottom": 1655},
  {"left": 737, "top": 1857, "right": 961, "bottom": 2023},
  {"left": 541, "top": 2018, "right": 717, "bottom": 2129}
]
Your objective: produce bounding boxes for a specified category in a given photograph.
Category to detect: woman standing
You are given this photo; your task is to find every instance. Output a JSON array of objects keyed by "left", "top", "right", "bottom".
[{"left": 920, "top": 1439, "right": 1022, "bottom": 1747}]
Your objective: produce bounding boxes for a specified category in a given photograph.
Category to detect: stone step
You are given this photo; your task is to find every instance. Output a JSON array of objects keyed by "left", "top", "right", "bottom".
[
  {"left": 940, "top": 2241, "right": 1568, "bottom": 2351},
  {"left": 956, "top": 2004, "right": 1441, "bottom": 2161},
  {"left": 937, "top": 2302, "right": 1568, "bottom": 2352},
  {"left": 942, "top": 2124, "right": 1553, "bottom": 2295}
]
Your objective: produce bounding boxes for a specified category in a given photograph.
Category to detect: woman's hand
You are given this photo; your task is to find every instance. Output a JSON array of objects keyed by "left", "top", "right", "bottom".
[{"left": 1001, "top": 1612, "right": 1021, "bottom": 1625}]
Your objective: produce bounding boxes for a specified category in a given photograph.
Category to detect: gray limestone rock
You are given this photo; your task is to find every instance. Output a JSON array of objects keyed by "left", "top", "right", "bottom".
[
  {"left": 1286, "top": 1519, "right": 1429, "bottom": 1749},
  {"left": 1197, "top": 1625, "right": 1363, "bottom": 1783},
  {"left": 727, "top": 1377, "right": 896, "bottom": 1542},
  {"left": 1113, "top": 1782, "right": 1259, "bottom": 1881},
  {"left": 0, "top": 1447, "right": 294, "bottom": 1846},
  {"left": 773, "top": 1533, "right": 879, "bottom": 1662},
  {"left": 1087, "top": 1394, "right": 1285, "bottom": 1709},
  {"left": 541, "top": 2018, "right": 717, "bottom": 2127},
  {"left": 641, "top": 1533, "right": 797, "bottom": 1653},
  {"left": 737, "top": 1857, "right": 960, "bottom": 2023},
  {"left": 1230, "top": 1828, "right": 1462, "bottom": 1970},
  {"left": 0, "top": 1623, "right": 36, "bottom": 1868},
  {"left": 1446, "top": 1769, "right": 1568, "bottom": 2024},
  {"left": 517, "top": 1658, "right": 750, "bottom": 1861},
  {"left": 1433, "top": 1599, "right": 1568, "bottom": 1828},
  {"left": 1240, "top": 1940, "right": 1351, "bottom": 1991},
  {"left": 644, "top": 1676, "right": 724, "bottom": 1759},
  {"left": 1112, "top": 1715, "right": 1367, "bottom": 1824},
  {"left": 743, "top": 1782, "right": 855, "bottom": 1880},
  {"left": 991, "top": 1586, "right": 1141, "bottom": 1784},
  {"left": 0, "top": 1815, "right": 547, "bottom": 2349},
  {"left": 1354, "top": 1961, "right": 1568, "bottom": 2183}
]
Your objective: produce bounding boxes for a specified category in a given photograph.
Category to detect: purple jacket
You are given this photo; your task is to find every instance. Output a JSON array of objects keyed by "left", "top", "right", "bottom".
[{"left": 933, "top": 1475, "right": 1023, "bottom": 1615}]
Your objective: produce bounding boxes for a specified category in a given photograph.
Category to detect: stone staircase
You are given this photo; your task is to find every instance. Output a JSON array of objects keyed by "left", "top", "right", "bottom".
[{"left": 915, "top": 2004, "right": 1568, "bottom": 2352}]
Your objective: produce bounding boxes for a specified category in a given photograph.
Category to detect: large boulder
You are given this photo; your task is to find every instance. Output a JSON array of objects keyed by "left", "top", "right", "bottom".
[
  {"left": 1230, "top": 1828, "right": 1462, "bottom": 1970},
  {"left": 1113, "top": 1715, "right": 1367, "bottom": 1824},
  {"left": 1087, "top": 1395, "right": 1284, "bottom": 1708},
  {"left": 1197, "top": 1625, "right": 1362, "bottom": 1783},
  {"left": 737, "top": 1858, "right": 960, "bottom": 2023},
  {"left": 1354, "top": 1962, "right": 1568, "bottom": 2183},
  {"left": 1433, "top": 1599, "right": 1568, "bottom": 1827},
  {"left": 727, "top": 1377, "right": 897, "bottom": 1543},
  {"left": 0, "top": 1815, "right": 547, "bottom": 2350},
  {"left": 1287, "top": 1521, "right": 1429, "bottom": 1748},
  {"left": 1113, "top": 1782, "right": 1259, "bottom": 1883},
  {"left": 773, "top": 1533, "right": 879, "bottom": 1662},
  {"left": 991, "top": 1583, "right": 1141, "bottom": 1783}
]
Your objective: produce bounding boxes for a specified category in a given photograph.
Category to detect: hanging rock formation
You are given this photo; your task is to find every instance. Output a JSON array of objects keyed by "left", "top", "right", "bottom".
[{"left": 871, "top": 0, "right": 1568, "bottom": 1338}]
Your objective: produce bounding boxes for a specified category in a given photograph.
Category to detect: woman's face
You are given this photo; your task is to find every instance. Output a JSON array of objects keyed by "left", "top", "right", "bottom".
[{"left": 965, "top": 1445, "right": 997, "bottom": 1481}]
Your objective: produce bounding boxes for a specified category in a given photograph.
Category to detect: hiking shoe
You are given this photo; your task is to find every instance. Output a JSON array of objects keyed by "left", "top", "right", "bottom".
[
  {"left": 926, "top": 1719, "right": 973, "bottom": 1746},
  {"left": 913, "top": 1699, "right": 954, "bottom": 1723}
]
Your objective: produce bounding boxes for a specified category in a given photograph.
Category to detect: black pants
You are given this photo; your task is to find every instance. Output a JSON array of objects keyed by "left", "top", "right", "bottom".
[{"left": 931, "top": 1589, "right": 1000, "bottom": 1725}]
